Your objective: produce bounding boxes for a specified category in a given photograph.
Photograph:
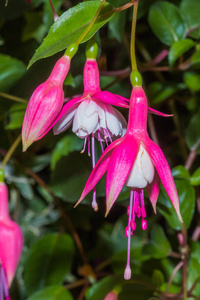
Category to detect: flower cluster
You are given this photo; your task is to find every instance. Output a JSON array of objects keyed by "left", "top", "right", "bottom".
[{"left": 22, "top": 42, "right": 182, "bottom": 280}]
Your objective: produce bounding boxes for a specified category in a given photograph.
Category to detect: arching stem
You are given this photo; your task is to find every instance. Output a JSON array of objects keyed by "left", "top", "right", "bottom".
[
  {"left": 130, "top": 0, "right": 139, "bottom": 71},
  {"left": 0, "top": 134, "right": 21, "bottom": 169}
]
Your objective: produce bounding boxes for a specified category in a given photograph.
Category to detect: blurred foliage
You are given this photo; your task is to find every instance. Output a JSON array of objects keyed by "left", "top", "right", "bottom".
[{"left": 0, "top": 0, "right": 200, "bottom": 299}]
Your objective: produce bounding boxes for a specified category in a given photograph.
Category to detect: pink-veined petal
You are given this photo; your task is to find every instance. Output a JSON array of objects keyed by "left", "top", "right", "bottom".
[
  {"left": 38, "top": 96, "right": 83, "bottom": 139},
  {"left": 106, "top": 135, "right": 140, "bottom": 216},
  {"left": 146, "top": 170, "right": 160, "bottom": 213},
  {"left": 93, "top": 91, "right": 129, "bottom": 108},
  {"left": 144, "top": 138, "right": 182, "bottom": 222},
  {"left": 75, "top": 139, "right": 122, "bottom": 207},
  {"left": 148, "top": 107, "right": 173, "bottom": 117}
]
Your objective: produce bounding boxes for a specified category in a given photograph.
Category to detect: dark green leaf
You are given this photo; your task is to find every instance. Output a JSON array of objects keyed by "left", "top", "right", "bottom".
[
  {"left": 172, "top": 165, "right": 190, "bottom": 180},
  {"left": 0, "top": 54, "right": 26, "bottom": 92},
  {"left": 51, "top": 135, "right": 83, "bottom": 170},
  {"left": 108, "top": 0, "right": 127, "bottom": 42},
  {"left": 168, "top": 39, "right": 195, "bottom": 67},
  {"left": 5, "top": 103, "right": 26, "bottom": 130},
  {"left": 191, "top": 50, "right": 200, "bottom": 68},
  {"left": 28, "top": 1, "right": 115, "bottom": 67},
  {"left": 142, "top": 225, "right": 171, "bottom": 258},
  {"left": 184, "top": 72, "right": 200, "bottom": 92},
  {"left": 186, "top": 111, "right": 200, "bottom": 153},
  {"left": 22, "top": 12, "right": 47, "bottom": 43},
  {"left": 188, "top": 242, "right": 200, "bottom": 298},
  {"left": 151, "top": 270, "right": 164, "bottom": 288},
  {"left": 190, "top": 167, "right": 200, "bottom": 186},
  {"left": 158, "top": 179, "right": 195, "bottom": 230},
  {"left": 180, "top": 0, "right": 200, "bottom": 39},
  {"left": 148, "top": 1, "right": 187, "bottom": 46},
  {"left": 27, "top": 286, "right": 73, "bottom": 300},
  {"left": 148, "top": 82, "right": 184, "bottom": 104},
  {"left": 24, "top": 234, "right": 74, "bottom": 295}
]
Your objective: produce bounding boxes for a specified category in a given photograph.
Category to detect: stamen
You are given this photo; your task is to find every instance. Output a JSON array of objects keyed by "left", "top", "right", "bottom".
[
  {"left": 0, "top": 264, "right": 10, "bottom": 300},
  {"left": 91, "top": 134, "right": 98, "bottom": 211},
  {"left": 97, "top": 130, "right": 104, "bottom": 153},
  {"left": 133, "top": 189, "right": 140, "bottom": 214},
  {"left": 140, "top": 189, "right": 147, "bottom": 230},
  {"left": 106, "top": 129, "right": 113, "bottom": 144},
  {"left": 80, "top": 138, "right": 87, "bottom": 153},
  {"left": 124, "top": 189, "right": 134, "bottom": 280},
  {"left": 87, "top": 136, "right": 91, "bottom": 156}
]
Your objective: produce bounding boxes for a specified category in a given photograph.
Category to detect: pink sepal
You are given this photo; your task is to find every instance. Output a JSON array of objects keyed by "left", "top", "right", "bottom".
[
  {"left": 146, "top": 170, "right": 160, "bottom": 213},
  {"left": 145, "top": 138, "right": 182, "bottom": 222},
  {"left": 75, "top": 139, "right": 121, "bottom": 207},
  {"left": 106, "top": 135, "right": 139, "bottom": 216},
  {"left": 148, "top": 107, "right": 173, "bottom": 117},
  {"left": 93, "top": 91, "right": 129, "bottom": 108}
]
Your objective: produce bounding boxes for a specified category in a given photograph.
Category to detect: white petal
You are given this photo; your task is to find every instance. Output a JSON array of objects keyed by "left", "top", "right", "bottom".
[
  {"left": 53, "top": 105, "right": 78, "bottom": 134},
  {"left": 126, "top": 144, "right": 154, "bottom": 189},
  {"left": 105, "top": 105, "right": 122, "bottom": 136},
  {"left": 72, "top": 100, "right": 99, "bottom": 137}
]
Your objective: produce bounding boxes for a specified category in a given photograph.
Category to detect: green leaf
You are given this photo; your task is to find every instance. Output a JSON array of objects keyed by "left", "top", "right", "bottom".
[
  {"left": 148, "top": 81, "right": 184, "bottom": 104},
  {"left": 191, "top": 50, "right": 200, "bottom": 68},
  {"left": 190, "top": 167, "right": 200, "bottom": 186},
  {"left": 22, "top": 12, "right": 47, "bottom": 43},
  {"left": 158, "top": 179, "right": 195, "bottom": 230},
  {"left": 188, "top": 242, "right": 200, "bottom": 298},
  {"left": 51, "top": 135, "right": 83, "bottom": 170},
  {"left": 184, "top": 72, "right": 200, "bottom": 92},
  {"left": 151, "top": 270, "right": 164, "bottom": 288},
  {"left": 148, "top": 1, "right": 187, "bottom": 46},
  {"left": 27, "top": 286, "right": 73, "bottom": 300},
  {"left": 5, "top": 103, "right": 26, "bottom": 130},
  {"left": 0, "top": 54, "right": 26, "bottom": 92},
  {"left": 172, "top": 165, "right": 190, "bottom": 180},
  {"left": 142, "top": 225, "right": 171, "bottom": 259},
  {"left": 168, "top": 39, "right": 195, "bottom": 67},
  {"left": 180, "top": 0, "right": 200, "bottom": 39},
  {"left": 186, "top": 111, "right": 200, "bottom": 153},
  {"left": 24, "top": 234, "right": 74, "bottom": 295},
  {"left": 86, "top": 275, "right": 152, "bottom": 300},
  {"left": 28, "top": 1, "right": 115, "bottom": 68}
]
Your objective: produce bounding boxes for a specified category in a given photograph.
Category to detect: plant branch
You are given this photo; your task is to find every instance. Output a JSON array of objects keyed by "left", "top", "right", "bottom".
[
  {"left": 0, "top": 92, "right": 27, "bottom": 104},
  {"left": 185, "top": 142, "right": 200, "bottom": 170},
  {"left": 0, "top": 134, "right": 21, "bottom": 169},
  {"left": 130, "top": 0, "right": 139, "bottom": 71},
  {"left": 166, "top": 261, "right": 184, "bottom": 293}
]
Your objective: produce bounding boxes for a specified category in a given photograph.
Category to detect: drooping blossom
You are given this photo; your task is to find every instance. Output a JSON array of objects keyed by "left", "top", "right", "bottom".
[
  {"left": 22, "top": 54, "right": 71, "bottom": 151},
  {"left": 75, "top": 84, "right": 182, "bottom": 280},
  {"left": 40, "top": 46, "right": 128, "bottom": 210},
  {"left": 0, "top": 180, "right": 23, "bottom": 299}
]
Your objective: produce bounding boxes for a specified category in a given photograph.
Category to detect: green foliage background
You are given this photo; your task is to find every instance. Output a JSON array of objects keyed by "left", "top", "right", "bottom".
[{"left": 0, "top": 0, "right": 200, "bottom": 299}]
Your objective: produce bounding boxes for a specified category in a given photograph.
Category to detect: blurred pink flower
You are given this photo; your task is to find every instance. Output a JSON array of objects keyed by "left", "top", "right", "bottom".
[
  {"left": 22, "top": 55, "right": 71, "bottom": 151},
  {"left": 75, "top": 86, "right": 182, "bottom": 279},
  {"left": 0, "top": 182, "right": 23, "bottom": 299},
  {"left": 104, "top": 291, "right": 118, "bottom": 300}
]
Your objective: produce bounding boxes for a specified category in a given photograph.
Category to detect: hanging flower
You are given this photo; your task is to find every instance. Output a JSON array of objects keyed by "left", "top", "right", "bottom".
[
  {"left": 22, "top": 55, "right": 71, "bottom": 151},
  {"left": 75, "top": 83, "right": 182, "bottom": 280},
  {"left": 0, "top": 180, "right": 23, "bottom": 299}
]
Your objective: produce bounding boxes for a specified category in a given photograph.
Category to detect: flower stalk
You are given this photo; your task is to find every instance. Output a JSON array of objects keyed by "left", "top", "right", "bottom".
[
  {"left": 0, "top": 134, "right": 21, "bottom": 169},
  {"left": 130, "top": 0, "right": 139, "bottom": 71}
]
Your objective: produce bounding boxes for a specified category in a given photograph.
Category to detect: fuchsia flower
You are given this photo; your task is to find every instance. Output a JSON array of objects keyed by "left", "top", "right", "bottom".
[
  {"left": 0, "top": 182, "right": 23, "bottom": 299},
  {"left": 75, "top": 85, "right": 182, "bottom": 279},
  {"left": 104, "top": 291, "right": 118, "bottom": 300},
  {"left": 22, "top": 55, "right": 71, "bottom": 151},
  {"left": 41, "top": 57, "right": 128, "bottom": 210}
]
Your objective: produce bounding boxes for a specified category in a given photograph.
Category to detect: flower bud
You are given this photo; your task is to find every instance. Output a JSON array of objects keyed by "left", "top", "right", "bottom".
[
  {"left": 22, "top": 55, "right": 71, "bottom": 151},
  {"left": 0, "top": 182, "right": 23, "bottom": 290}
]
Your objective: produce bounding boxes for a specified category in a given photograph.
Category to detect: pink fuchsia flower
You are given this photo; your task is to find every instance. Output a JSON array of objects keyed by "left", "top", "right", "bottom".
[
  {"left": 0, "top": 180, "right": 23, "bottom": 298},
  {"left": 22, "top": 54, "right": 71, "bottom": 151},
  {"left": 75, "top": 84, "right": 182, "bottom": 280},
  {"left": 104, "top": 291, "right": 118, "bottom": 300}
]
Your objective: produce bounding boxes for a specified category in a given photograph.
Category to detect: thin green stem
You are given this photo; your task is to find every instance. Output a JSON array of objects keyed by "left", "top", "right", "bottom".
[
  {"left": 181, "top": 222, "right": 188, "bottom": 300},
  {"left": 75, "top": 0, "right": 106, "bottom": 45},
  {"left": 0, "top": 134, "right": 21, "bottom": 169},
  {"left": 130, "top": 0, "right": 139, "bottom": 71},
  {"left": 0, "top": 92, "right": 27, "bottom": 104}
]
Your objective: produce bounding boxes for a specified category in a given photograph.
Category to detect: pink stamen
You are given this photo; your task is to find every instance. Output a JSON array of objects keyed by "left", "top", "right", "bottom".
[
  {"left": 140, "top": 190, "right": 146, "bottom": 218},
  {"left": 130, "top": 220, "right": 136, "bottom": 231},
  {"left": 97, "top": 130, "right": 104, "bottom": 153},
  {"left": 141, "top": 219, "right": 147, "bottom": 230},
  {"left": 134, "top": 190, "right": 140, "bottom": 214},
  {"left": 87, "top": 136, "right": 91, "bottom": 156},
  {"left": 124, "top": 189, "right": 134, "bottom": 280},
  {"left": 91, "top": 134, "right": 98, "bottom": 211},
  {"left": 106, "top": 129, "right": 113, "bottom": 144},
  {"left": 81, "top": 138, "right": 87, "bottom": 153}
]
